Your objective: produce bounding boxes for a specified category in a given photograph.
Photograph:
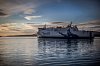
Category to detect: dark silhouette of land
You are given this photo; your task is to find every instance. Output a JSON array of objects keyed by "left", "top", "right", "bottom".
[{"left": 0, "top": 34, "right": 37, "bottom": 37}]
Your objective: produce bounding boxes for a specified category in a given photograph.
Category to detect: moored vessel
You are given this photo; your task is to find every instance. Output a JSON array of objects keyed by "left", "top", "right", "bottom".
[{"left": 37, "top": 22, "right": 94, "bottom": 38}]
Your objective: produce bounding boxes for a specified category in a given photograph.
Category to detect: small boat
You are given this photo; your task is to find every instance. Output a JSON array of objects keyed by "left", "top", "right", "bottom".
[{"left": 37, "top": 22, "right": 94, "bottom": 39}]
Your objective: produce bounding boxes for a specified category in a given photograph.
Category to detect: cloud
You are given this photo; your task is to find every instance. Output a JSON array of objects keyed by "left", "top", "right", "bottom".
[
  {"left": 24, "top": 8, "right": 35, "bottom": 14},
  {"left": 78, "top": 20, "right": 100, "bottom": 26},
  {"left": 0, "top": 12, "right": 7, "bottom": 16},
  {"left": 0, "top": 23, "right": 37, "bottom": 36},
  {"left": 0, "top": 0, "right": 39, "bottom": 18},
  {"left": 24, "top": 16, "right": 42, "bottom": 20},
  {"left": 0, "top": 9, "right": 9, "bottom": 17},
  {"left": 77, "top": 20, "right": 100, "bottom": 31},
  {"left": 87, "top": 20, "right": 100, "bottom": 25}
]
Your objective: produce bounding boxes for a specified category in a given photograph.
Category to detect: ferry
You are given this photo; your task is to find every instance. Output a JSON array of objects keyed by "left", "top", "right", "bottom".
[{"left": 37, "top": 22, "right": 94, "bottom": 38}]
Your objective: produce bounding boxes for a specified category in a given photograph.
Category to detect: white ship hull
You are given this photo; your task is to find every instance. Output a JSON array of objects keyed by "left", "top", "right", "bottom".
[{"left": 38, "top": 28, "right": 94, "bottom": 38}]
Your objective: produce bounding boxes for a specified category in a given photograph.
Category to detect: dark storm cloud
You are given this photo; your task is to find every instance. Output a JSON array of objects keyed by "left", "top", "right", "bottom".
[
  {"left": 0, "top": 9, "right": 8, "bottom": 16},
  {"left": 0, "top": 0, "right": 39, "bottom": 16},
  {"left": 0, "top": 12, "right": 7, "bottom": 16}
]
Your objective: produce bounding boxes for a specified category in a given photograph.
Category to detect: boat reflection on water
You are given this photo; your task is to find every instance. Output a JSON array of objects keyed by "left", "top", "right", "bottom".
[
  {"left": 36, "top": 38, "right": 99, "bottom": 66},
  {"left": 38, "top": 38, "right": 94, "bottom": 57}
]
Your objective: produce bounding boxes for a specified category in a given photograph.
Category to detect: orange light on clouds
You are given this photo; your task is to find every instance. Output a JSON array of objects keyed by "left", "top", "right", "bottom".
[{"left": 0, "top": 23, "right": 37, "bottom": 36}]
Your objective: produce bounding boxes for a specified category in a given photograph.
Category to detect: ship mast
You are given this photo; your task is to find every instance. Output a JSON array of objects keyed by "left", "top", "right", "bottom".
[
  {"left": 43, "top": 24, "right": 46, "bottom": 28},
  {"left": 70, "top": 21, "right": 72, "bottom": 27}
]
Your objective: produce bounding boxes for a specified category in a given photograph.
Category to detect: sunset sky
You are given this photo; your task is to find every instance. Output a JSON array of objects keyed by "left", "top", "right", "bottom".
[{"left": 0, "top": 0, "right": 100, "bottom": 36}]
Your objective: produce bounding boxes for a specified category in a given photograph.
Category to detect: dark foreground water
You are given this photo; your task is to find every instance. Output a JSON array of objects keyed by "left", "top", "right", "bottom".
[{"left": 0, "top": 37, "right": 100, "bottom": 66}]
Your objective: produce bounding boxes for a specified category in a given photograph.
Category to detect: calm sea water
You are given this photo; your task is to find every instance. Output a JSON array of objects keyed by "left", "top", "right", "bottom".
[{"left": 0, "top": 37, "right": 100, "bottom": 66}]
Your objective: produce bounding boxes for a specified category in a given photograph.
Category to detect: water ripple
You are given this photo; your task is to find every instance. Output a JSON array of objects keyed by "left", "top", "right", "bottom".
[{"left": 0, "top": 37, "right": 100, "bottom": 66}]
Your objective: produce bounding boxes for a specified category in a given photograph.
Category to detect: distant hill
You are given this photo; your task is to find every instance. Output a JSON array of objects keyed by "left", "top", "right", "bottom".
[{"left": 4, "top": 34, "right": 37, "bottom": 37}]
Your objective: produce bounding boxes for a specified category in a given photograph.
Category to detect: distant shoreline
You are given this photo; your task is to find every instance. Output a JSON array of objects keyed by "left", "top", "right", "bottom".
[{"left": 0, "top": 34, "right": 37, "bottom": 37}]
